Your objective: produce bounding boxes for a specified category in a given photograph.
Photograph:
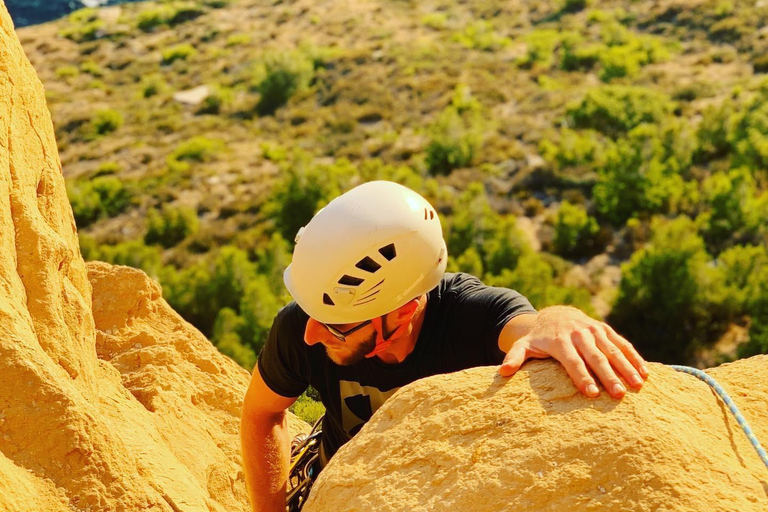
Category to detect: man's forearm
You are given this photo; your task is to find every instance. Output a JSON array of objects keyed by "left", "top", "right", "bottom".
[{"left": 241, "top": 410, "right": 291, "bottom": 512}]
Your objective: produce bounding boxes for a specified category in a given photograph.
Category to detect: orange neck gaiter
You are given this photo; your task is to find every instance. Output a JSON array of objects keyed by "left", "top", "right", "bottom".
[{"left": 364, "top": 314, "right": 413, "bottom": 359}]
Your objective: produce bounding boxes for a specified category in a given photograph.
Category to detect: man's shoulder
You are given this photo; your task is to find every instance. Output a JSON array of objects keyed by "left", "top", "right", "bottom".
[
  {"left": 440, "top": 272, "right": 485, "bottom": 293},
  {"left": 273, "top": 301, "right": 310, "bottom": 337}
]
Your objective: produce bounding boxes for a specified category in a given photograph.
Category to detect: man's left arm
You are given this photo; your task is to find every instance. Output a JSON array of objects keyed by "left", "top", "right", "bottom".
[{"left": 497, "top": 305, "right": 649, "bottom": 399}]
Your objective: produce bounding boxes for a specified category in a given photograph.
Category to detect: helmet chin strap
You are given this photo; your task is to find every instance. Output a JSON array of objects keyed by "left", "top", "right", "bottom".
[{"left": 364, "top": 315, "right": 412, "bottom": 358}]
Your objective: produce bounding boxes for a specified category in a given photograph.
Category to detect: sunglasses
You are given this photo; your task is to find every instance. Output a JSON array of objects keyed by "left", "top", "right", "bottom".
[{"left": 321, "top": 319, "right": 373, "bottom": 342}]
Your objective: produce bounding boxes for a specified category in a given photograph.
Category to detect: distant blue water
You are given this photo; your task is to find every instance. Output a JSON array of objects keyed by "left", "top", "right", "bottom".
[{"left": 6, "top": 0, "right": 141, "bottom": 28}]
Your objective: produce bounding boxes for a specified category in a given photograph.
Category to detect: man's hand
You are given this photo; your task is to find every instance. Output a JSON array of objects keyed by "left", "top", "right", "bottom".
[{"left": 499, "top": 306, "right": 649, "bottom": 399}]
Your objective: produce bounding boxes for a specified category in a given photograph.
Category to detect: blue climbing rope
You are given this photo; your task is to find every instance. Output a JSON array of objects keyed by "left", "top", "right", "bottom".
[{"left": 670, "top": 365, "right": 768, "bottom": 471}]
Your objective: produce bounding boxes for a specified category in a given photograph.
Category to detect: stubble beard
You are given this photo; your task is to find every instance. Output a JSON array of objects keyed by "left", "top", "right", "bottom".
[{"left": 326, "top": 331, "right": 377, "bottom": 366}]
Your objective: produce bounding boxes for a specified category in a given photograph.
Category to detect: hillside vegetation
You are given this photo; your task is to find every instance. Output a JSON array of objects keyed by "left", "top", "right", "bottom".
[{"left": 16, "top": 0, "right": 768, "bottom": 372}]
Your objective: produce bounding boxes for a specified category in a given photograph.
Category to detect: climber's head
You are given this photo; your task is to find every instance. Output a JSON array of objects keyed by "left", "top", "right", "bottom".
[{"left": 283, "top": 180, "right": 447, "bottom": 363}]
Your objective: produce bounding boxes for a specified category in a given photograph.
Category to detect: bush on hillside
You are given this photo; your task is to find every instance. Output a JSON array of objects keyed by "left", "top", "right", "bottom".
[
  {"left": 67, "top": 176, "right": 133, "bottom": 227},
  {"left": 452, "top": 21, "right": 511, "bottom": 52},
  {"left": 144, "top": 204, "right": 200, "bottom": 248},
  {"left": 445, "top": 183, "right": 527, "bottom": 276},
  {"left": 608, "top": 217, "right": 729, "bottom": 363},
  {"left": 426, "top": 85, "right": 484, "bottom": 176},
  {"left": 255, "top": 51, "right": 314, "bottom": 116},
  {"left": 567, "top": 85, "right": 672, "bottom": 137},
  {"left": 697, "top": 168, "right": 763, "bottom": 254},
  {"left": 290, "top": 392, "right": 326, "bottom": 425},
  {"left": 162, "top": 44, "right": 197, "bottom": 65},
  {"left": 263, "top": 157, "right": 356, "bottom": 242},
  {"left": 539, "top": 128, "right": 606, "bottom": 170},
  {"left": 693, "top": 101, "right": 733, "bottom": 164},
  {"left": 81, "top": 237, "right": 163, "bottom": 279},
  {"left": 553, "top": 201, "right": 602, "bottom": 259},
  {"left": 59, "top": 8, "right": 103, "bottom": 43},
  {"left": 729, "top": 91, "right": 768, "bottom": 171},
  {"left": 136, "top": 6, "right": 175, "bottom": 31},
  {"left": 593, "top": 124, "right": 696, "bottom": 224},
  {"left": 87, "top": 109, "right": 123, "bottom": 139},
  {"left": 211, "top": 308, "right": 257, "bottom": 370},
  {"left": 485, "top": 252, "right": 595, "bottom": 315}
]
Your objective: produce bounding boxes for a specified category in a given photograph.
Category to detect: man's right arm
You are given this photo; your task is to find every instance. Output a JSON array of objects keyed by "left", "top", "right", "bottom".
[{"left": 241, "top": 366, "right": 299, "bottom": 512}]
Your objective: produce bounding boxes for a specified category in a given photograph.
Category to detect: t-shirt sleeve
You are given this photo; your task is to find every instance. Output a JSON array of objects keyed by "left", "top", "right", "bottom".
[
  {"left": 453, "top": 273, "right": 537, "bottom": 364},
  {"left": 256, "top": 303, "right": 311, "bottom": 398}
]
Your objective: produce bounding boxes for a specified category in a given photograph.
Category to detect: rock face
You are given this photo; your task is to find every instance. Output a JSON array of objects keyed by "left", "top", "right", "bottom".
[
  {"left": 0, "top": 3, "right": 307, "bottom": 510},
  {"left": 306, "top": 358, "right": 768, "bottom": 512}
]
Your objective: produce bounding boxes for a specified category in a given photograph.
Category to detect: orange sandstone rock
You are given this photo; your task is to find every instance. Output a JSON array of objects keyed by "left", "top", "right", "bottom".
[
  {"left": 0, "top": 3, "right": 307, "bottom": 510},
  {"left": 305, "top": 359, "right": 768, "bottom": 512}
]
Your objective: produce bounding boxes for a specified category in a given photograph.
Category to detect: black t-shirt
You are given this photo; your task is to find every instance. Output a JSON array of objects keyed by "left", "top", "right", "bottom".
[{"left": 257, "top": 272, "right": 536, "bottom": 459}]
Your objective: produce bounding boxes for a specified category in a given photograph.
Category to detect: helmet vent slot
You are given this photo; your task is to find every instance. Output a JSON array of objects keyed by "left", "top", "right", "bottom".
[
  {"left": 339, "top": 275, "right": 364, "bottom": 286},
  {"left": 323, "top": 293, "right": 335, "bottom": 306},
  {"left": 429, "top": 210, "right": 435, "bottom": 220},
  {"left": 378, "top": 243, "right": 397, "bottom": 261},
  {"left": 356, "top": 256, "right": 381, "bottom": 273}
]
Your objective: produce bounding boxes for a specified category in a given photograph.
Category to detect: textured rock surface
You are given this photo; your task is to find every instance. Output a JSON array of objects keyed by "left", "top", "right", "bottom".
[
  {"left": 0, "top": 3, "right": 307, "bottom": 510},
  {"left": 306, "top": 358, "right": 768, "bottom": 512}
]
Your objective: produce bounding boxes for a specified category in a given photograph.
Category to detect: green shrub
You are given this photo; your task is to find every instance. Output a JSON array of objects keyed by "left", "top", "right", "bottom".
[
  {"left": 445, "top": 183, "right": 527, "bottom": 276},
  {"left": 290, "top": 392, "right": 326, "bottom": 425},
  {"left": 196, "top": 86, "right": 231, "bottom": 115},
  {"left": 562, "top": 0, "right": 589, "bottom": 13},
  {"left": 422, "top": 13, "right": 448, "bottom": 30},
  {"left": 426, "top": 85, "right": 484, "bottom": 175},
  {"left": 520, "top": 30, "right": 561, "bottom": 68},
  {"left": 55, "top": 66, "right": 79, "bottom": 79},
  {"left": 561, "top": 41, "right": 601, "bottom": 72},
  {"left": 226, "top": 33, "right": 251, "bottom": 47},
  {"left": 88, "top": 109, "right": 123, "bottom": 138},
  {"left": 567, "top": 85, "right": 672, "bottom": 137},
  {"left": 137, "top": 6, "right": 174, "bottom": 31},
  {"left": 59, "top": 8, "right": 103, "bottom": 43},
  {"left": 94, "top": 161, "right": 121, "bottom": 177},
  {"left": 81, "top": 238, "right": 163, "bottom": 278},
  {"left": 553, "top": 201, "right": 601, "bottom": 258},
  {"left": 255, "top": 51, "right": 314, "bottom": 116},
  {"left": 170, "top": 136, "right": 224, "bottom": 163},
  {"left": 608, "top": 217, "right": 728, "bottom": 363},
  {"left": 485, "top": 252, "right": 595, "bottom": 314},
  {"left": 263, "top": 156, "right": 356, "bottom": 242},
  {"left": 598, "top": 45, "right": 642, "bottom": 81},
  {"left": 80, "top": 60, "right": 104, "bottom": 77},
  {"left": 452, "top": 21, "right": 511, "bottom": 52},
  {"left": 144, "top": 204, "right": 200, "bottom": 248},
  {"left": 212, "top": 308, "right": 257, "bottom": 370},
  {"left": 539, "top": 129, "right": 605, "bottom": 169},
  {"left": 593, "top": 126, "right": 695, "bottom": 225},
  {"left": 697, "top": 167, "right": 761, "bottom": 254},
  {"left": 693, "top": 101, "right": 733, "bottom": 163},
  {"left": 168, "top": 6, "right": 205, "bottom": 26},
  {"left": 739, "top": 267, "right": 768, "bottom": 358},
  {"left": 753, "top": 54, "right": 768, "bottom": 74},
  {"left": 162, "top": 44, "right": 197, "bottom": 65},
  {"left": 729, "top": 91, "right": 768, "bottom": 170},
  {"left": 140, "top": 74, "right": 168, "bottom": 98},
  {"left": 708, "top": 17, "right": 753, "bottom": 44},
  {"left": 67, "top": 176, "right": 133, "bottom": 227}
]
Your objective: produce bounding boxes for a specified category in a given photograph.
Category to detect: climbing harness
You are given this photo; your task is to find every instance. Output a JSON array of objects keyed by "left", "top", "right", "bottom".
[
  {"left": 671, "top": 365, "right": 768, "bottom": 471},
  {"left": 286, "top": 415, "right": 324, "bottom": 512}
]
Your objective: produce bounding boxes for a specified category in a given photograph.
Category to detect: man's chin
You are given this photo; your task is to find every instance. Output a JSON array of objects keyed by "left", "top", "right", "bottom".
[{"left": 326, "top": 349, "right": 366, "bottom": 366}]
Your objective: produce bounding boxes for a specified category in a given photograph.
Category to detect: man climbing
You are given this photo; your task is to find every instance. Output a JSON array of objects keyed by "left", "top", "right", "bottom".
[{"left": 240, "top": 181, "right": 649, "bottom": 512}]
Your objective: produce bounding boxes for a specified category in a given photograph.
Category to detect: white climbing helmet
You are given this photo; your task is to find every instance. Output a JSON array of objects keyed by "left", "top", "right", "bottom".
[{"left": 283, "top": 181, "right": 447, "bottom": 324}]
